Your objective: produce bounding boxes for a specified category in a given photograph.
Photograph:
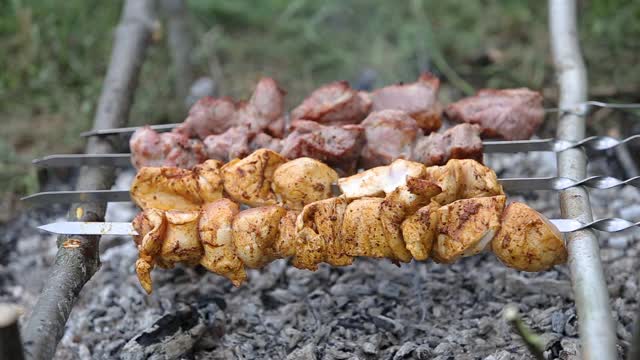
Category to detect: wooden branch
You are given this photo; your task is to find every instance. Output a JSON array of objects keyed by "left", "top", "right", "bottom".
[
  {"left": 548, "top": 1, "right": 617, "bottom": 359},
  {"left": 161, "top": 0, "right": 195, "bottom": 109},
  {"left": 0, "top": 304, "right": 25, "bottom": 360},
  {"left": 22, "top": 1, "right": 155, "bottom": 358}
]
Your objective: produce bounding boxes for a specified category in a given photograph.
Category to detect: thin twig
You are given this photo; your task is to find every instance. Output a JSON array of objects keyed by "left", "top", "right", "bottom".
[
  {"left": 548, "top": 1, "right": 617, "bottom": 359},
  {"left": 22, "top": 1, "right": 155, "bottom": 358}
]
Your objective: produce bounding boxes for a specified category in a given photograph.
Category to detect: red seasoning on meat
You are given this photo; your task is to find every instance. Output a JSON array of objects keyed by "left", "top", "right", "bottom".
[
  {"left": 359, "top": 110, "right": 420, "bottom": 169},
  {"left": 131, "top": 127, "right": 207, "bottom": 169},
  {"left": 291, "top": 81, "right": 372, "bottom": 125},
  {"left": 412, "top": 124, "right": 483, "bottom": 166},
  {"left": 370, "top": 73, "right": 442, "bottom": 133},
  {"left": 203, "top": 126, "right": 252, "bottom": 161},
  {"left": 174, "top": 97, "right": 237, "bottom": 139},
  {"left": 445, "top": 88, "right": 544, "bottom": 140}
]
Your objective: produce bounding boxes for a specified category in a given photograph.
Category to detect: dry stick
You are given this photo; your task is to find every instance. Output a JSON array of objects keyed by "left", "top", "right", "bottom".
[
  {"left": 22, "top": 1, "right": 155, "bottom": 359},
  {"left": 549, "top": 1, "right": 617, "bottom": 359},
  {"left": 0, "top": 304, "right": 25, "bottom": 360},
  {"left": 161, "top": 0, "right": 195, "bottom": 109}
]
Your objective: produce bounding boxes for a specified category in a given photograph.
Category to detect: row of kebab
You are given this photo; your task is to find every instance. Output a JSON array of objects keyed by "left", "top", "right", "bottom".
[{"left": 126, "top": 74, "right": 565, "bottom": 294}]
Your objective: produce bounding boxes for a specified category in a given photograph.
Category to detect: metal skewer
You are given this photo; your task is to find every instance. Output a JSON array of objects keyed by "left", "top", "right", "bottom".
[
  {"left": 20, "top": 175, "right": 640, "bottom": 207},
  {"left": 36, "top": 217, "right": 640, "bottom": 236},
  {"left": 31, "top": 135, "right": 640, "bottom": 168}
]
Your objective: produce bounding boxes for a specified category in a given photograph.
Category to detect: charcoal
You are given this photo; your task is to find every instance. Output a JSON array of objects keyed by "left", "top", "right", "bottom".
[
  {"left": 393, "top": 341, "right": 416, "bottom": 359},
  {"left": 286, "top": 342, "right": 317, "bottom": 360}
]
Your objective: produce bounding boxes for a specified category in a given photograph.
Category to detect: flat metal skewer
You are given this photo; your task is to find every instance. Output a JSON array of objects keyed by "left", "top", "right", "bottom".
[
  {"left": 37, "top": 217, "right": 640, "bottom": 236},
  {"left": 31, "top": 135, "right": 640, "bottom": 168},
  {"left": 21, "top": 175, "right": 640, "bottom": 207}
]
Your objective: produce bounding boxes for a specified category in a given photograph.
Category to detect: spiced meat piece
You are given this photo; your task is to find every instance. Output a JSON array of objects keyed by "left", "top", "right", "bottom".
[
  {"left": 130, "top": 127, "right": 207, "bottom": 169},
  {"left": 280, "top": 120, "right": 365, "bottom": 175},
  {"left": 236, "top": 77, "right": 287, "bottom": 137},
  {"left": 291, "top": 81, "right": 372, "bottom": 125},
  {"left": 174, "top": 96, "right": 237, "bottom": 139},
  {"left": 203, "top": 126, "right": 252, "bottom": 161},
  {"left": 444, "top": 88, "right": 544, "bottom": 140},
  {"left": 370, "top": 73, "right": 442, "bottom": 133},
  {"left": 412, "top": 123, "right": 483, "bottom": 166},
  {"left": 359, "top": 110, "right": 420, "bottom": 169}
]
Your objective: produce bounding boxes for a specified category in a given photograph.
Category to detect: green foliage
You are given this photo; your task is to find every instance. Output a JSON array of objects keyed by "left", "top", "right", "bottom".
[{"left": 1, "top": 0, "right": 639, "bottom": 200}]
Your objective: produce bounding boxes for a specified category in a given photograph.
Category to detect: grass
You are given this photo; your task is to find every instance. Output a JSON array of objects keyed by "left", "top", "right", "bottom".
[{"left": 1, "top": 0, "right": 639, "bottom": 211}]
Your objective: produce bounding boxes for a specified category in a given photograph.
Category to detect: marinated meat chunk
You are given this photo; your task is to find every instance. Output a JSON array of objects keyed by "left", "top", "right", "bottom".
[
  {"left": 445, "top": 88, "right": 544, "bottom": 140},
  {"left": 236, "top": 77, "right": 287, "bottom": 137},
  {"left": 360, "top": 110, "right": 420, "bottom": 169},
  {"left": 130, "top": 127, "right": 207, "bottom": 169},
  {"left": 412, "top": 124, "right": 482, "bottom": 166},
  {"left": 250, "top": 133, "right": 283, "bottom": 153},
  {"left": 203, "top": 126, "right": 252, "bottom": 161},
  {"left": 174, "top": 97, "right": 237, "bottom": 139},
  {"left": 280, "top": 120, "right": 365, "bottom": 174},
  {"left": 370, "top": 73, "right": 442, "bottom": 133},
  {"left": 291, "top": 81, "right": 371, "bottom": 125}
]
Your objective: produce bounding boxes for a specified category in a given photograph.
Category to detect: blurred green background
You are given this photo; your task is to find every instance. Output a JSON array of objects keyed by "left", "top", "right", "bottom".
[{"left": 1, "top": 0, "right": 639, "bottom": 214}]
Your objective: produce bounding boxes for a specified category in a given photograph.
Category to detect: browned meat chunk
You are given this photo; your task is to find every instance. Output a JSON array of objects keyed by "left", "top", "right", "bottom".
[
  {"left": 412, "top": 124, "right": 482, "bottom": 166},
  {"left": 370, "top": 73, "right": 442, "bottom": 133},
  {"left": 250, "top": 133, "right": 283, "bottom": 153},
  {"left": 236, "top": 77, "right": 287, "bottom": 137},
  {"left": 359, "top": 110, "right": 420, "bottom": 168},
  {"left": 291, "top": 81, "right": 371, "bottom": 125},
  {"left": 280, "top": 120, "right": 365, "bottom": 174},
  {"left": 174, "top": 97, "right": 237, "bottom": 139},
  {"left": 203, "top": 126, "right": 253, "bottom": 162},
  {"left": 445, "top": 88, "right": 544, "bottom": 140},
  {"left": 130, "top": 127, "right": 207, "bottom": 169}
]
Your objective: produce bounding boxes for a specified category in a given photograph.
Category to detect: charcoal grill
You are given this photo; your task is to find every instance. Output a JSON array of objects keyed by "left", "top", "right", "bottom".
[{"left": 5, "top": 1, "right": 637, "bottom": 359}]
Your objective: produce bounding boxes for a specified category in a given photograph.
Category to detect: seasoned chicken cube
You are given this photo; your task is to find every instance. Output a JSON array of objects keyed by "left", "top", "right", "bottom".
[
  {"left": 131, "top": 159, "right": 224, "bottom": 211},
  {"left": 294, "top": 197, "right": 351, "bottom": 270},
  {"left": 199, "top": 199, "right": 246, "bottom": 286},
  {"left": 272, "top": 157, "right": 339, "bottom": 210},
  {"left": 232, "top": 206, "right": 287, "bottom": 268},
  {"left": 449, "top": 159, "right": 503, "bottom": 199},
  {"left": 423, "top": 163, "right": 461, "bottom": 205},
  {"left": 401, "top": 202, "right": 439, "bottom": 261},
  {"left": 380, "top": 185, "right": 440, "bottom": 262},
  {"left": 492, "top": 202, "right": 567, "bottom": 271},
  {"left": 338, "top": 159, "right": 427, "bottom": 199},
  {"left": 433, "top": 195, "right": 506, "bottom": 263},
  {"left": 222, "top": 149, "right": 288, "bottom": 207},
  {"left": 159, "top": 210, "right": 204, "bottom": 266},
  {"left": 340, "top": 197, "right": 394, "bottom": 259},
  {"left": 274, "top": 210, "right": 299, "bottom": 258},
  {"left": 132, "top": 209, "right": 167, "bottom": 294}
]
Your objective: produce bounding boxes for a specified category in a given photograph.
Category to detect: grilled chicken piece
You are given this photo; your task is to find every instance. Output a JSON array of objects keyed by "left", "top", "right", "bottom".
[
  {"left": 445, "top": 88, "right": 544, "bottom": 140},
  {"left": 341, "top": 197, "right": 394, "bottom": 259},
  {"left": 380, "top": 184, "right": 441, "bottom": 262},
  {"left": 174, "top": 97, "right": 237, "bottom": 139},
  {"left": 401, "top": 202, "right": 439, "bottom": 260},
  {"left": 222, "top": 149, "right": 287, "bottom": 207},
  {"left": 370, "top": 73, "right": 442, "bottom": 132},
  {"left": 159, "top": 210, "right": 204, "bottom": 267},
  {"left": 232, "top": 206, "right": 287, "bottom": 269},
  {"left": 360, "top": 110, "right": 420, "bottom": 169},
  {"left": 291, "top": 81, "right": 372, "bottom": 125},
  {"left": 423, "top": 158, "right": 503, "bottom": 205},
  {"left": 294, "top": 197, "right": 351, "bottom": 270},
  {"left": 274, "top": 210, "right": 299, "bottom": 258},
  {"left": 133, "top": 209, "right": 167, "bottom": 294},
  {"left": 492, "top": 202, "right": 567, "bottom": 271},
  {"left": 433, "top": 195, "right": 506, "bottom": 263},
  {"left": 130, "top": 127, "right": 208, "bottom": 169},
  {"left": 338, "top": 159, "right": 427, "bottom": 199},
  {"left": 199, "top": 199, "right": 245, "bottom": 285},
  {"left": 280, "top": 120, "right": 365, "bottom": 175},
  {"left": 272, "top": 157, "right": 339, "bottom": 210},
  {"left": 131, "top": 159, "right": 224, "bottom": 211}
]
